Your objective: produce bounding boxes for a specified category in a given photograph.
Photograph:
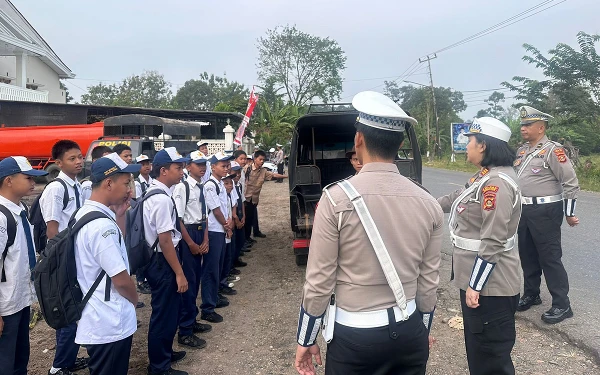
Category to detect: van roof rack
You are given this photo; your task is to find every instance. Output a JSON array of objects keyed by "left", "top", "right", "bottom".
[{"left": 307, "top": 103, "right": 355, "bottom": 114}]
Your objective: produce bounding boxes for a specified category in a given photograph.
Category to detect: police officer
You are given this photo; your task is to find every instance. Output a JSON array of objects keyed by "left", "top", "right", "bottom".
[
  {"left": 514, "top": 106, "right": 579, "bottom": 324},
  {"left": 294, "top": 91, "right": 442, "bottom": 375},
  {"left": 274, "top": 144, "right": 285, "bottom": 183},
  {"left": 438, "top": 117, "right": 522, "bottom": 375}
]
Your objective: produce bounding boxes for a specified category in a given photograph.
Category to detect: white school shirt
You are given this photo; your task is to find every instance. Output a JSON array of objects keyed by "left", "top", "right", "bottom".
[
  {"left": 204, "top": 175, "right": 227, "bottom": 233},
  {"left": 40, "top": 171, "right": 83, "bottom": 231},
  {"left": 74, "top": 200, "right": 137, "bottom": 345},
  {"left": 202, "top": 159, "right": 212, "bottom": 183},
  {"left": 81, "top": 180, "right": 92, "bottom": 202},
  {"left": 173, "top": 176, "right": 205, "bottom": 225},
  {"left": 0, "top": 195, "right": 33, "bottom": 316},
  {"left": 225, "top": 192, "right": 237, "bottom": 244},
  {"left": 134, "top": 175, "right": 153, "bottom": 199},
  {"left": 143, "top": 180, "right": 181, "bottom": 251}
]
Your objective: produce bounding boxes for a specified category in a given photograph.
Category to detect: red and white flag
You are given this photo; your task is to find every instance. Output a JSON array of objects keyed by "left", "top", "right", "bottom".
[{"left": 233, "top": 86, "right": 259, "bottom": 146}]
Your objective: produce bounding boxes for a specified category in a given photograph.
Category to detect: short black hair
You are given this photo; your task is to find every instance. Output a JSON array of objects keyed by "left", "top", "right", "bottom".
[
  {"left": 254, "top": 150, "right": 266, "bottom": 159},
  {"left": 112, "top": 144, "right": 132, "bottom": 156},
  {"left": 91, "top": 145, "right": 113, "bottom": 161},
  {"left": 355, "top": 123, "right": 405, "bottom": 160},
  {"left": 150, "top": 163, "right": 173, "bottom": 179},
  {"left": 0, "top": 176, "right": 6, "bottom": 188},
  {"left": 474, "top": 134, "right": 516, "bottom": 168},
  {"left": 52, "top": 140, "right": 81, "bottom": 160},
  {"left": 233, "top": 150, "right": 247, "bottom": 159}
]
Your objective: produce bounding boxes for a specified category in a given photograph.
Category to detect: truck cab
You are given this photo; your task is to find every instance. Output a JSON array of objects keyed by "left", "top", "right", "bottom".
[{"left": 289, "top": 104, "right": 422, "bottom": 265}]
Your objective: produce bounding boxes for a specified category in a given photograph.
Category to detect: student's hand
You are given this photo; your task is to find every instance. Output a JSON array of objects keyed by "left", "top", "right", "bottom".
[
  {"left": 188, "top": 243, "right": 201, "bottom": 255},
  {"left": 175, "top": 273, "right": 188, "bottom": 293},
  {"left": 112, "top": 190, "right": 132, "bottom": 217},
  {"left": 199, "top": 241, "right": 209, "bottom": 254}
]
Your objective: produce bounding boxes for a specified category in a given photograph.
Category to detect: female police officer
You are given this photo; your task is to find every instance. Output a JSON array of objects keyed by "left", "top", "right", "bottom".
[{"left": 437, "top": 117, "right": 522, "bottom": 375}]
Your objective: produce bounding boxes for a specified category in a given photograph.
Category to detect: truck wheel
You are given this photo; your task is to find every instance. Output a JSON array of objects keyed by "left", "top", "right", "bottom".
[
  {"left": 44, "top": 164, "right": 61, "bottom": 183},
  {"left": 295, "top": 254, "right": 308, "bottom": 266}
]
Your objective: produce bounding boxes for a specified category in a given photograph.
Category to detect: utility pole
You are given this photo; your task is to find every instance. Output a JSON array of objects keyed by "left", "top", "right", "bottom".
[{"left": 419, "top": 54, "right": 439, "bottom": 158}]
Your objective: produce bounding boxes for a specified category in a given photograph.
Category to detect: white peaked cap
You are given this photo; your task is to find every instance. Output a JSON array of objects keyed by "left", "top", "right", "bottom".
[
  {"left": 352, "top": 91, "right": 417, "bottom": 132},
  {"left": 465, "top": 117, "right": 511, "bottom": 142}
]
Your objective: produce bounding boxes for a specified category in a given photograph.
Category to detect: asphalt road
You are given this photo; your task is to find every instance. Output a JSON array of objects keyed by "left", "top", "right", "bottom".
[{"left": 423, "top": 166, "right": 600, "bottom": 362}]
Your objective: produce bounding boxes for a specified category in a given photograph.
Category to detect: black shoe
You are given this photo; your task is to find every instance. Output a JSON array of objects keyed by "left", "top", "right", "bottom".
[
  {"left": 67, "top": 357, "right": 89, "bottom": 371},
  {"left": 233, "top": 259, "right": 247, "bottom": 267},
  {"left": 220, "top": 286, "right": 237, "bottom": 296},
  {"left": 170, "top": 350, "right": 187, "bottom": 363},
  {"left": 254, "top": 232, "right": 266, "bottom": 238},
  {"left": 517, "top": 295, "right": 542, "bottom": 311},
  {"left": 49, "top": 369, "right": 78, "bottom": 375},
  {"left": 248, "top": 238, "right": 257, "bottom": 244},
  {"left": 137, "top": 281, "right": 152, "bottom": 294},
  {"left": 201, "top": 312, "right": 223, "bottom": 323},
  {"left": 217, "top": 293, "right": 229, "bottom": 302},
  {"left": 216, "top": 298, "right": 230, "bottom": 308},
  {"left": 177, "top": 334, "right": 207, "bottom": 349},
  {"left": 136, "top": 301, "right": 145, "bottom": 309},
  {"left": 541, "top": 306, "right": 573, "bottom": 324},
  {"left": 148, "top": 367, "right": 188, "bottom": 375},
  {"left": 193, "top": 322, "right": 212, "bottom": 333},
  {"left": 230, "top": 268, "right": 241, "bottom": 275},
  {"left": 242, "top": 245, "right": 252, "bottom": 252}
]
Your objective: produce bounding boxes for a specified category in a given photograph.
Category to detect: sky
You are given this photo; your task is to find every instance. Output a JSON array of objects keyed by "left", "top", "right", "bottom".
[{"left": 13, "top": 0, "right": 600, "bottom": 118}]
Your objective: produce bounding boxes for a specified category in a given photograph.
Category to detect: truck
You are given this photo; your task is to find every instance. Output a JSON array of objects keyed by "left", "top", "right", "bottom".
[{"left": 288, "top": 103, "right": 423, "bottom": 266}]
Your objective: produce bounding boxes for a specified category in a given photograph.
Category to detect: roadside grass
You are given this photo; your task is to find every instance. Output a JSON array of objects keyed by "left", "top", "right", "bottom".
[{"left": 425, "top": 154, "right": 600, "bottom": 193}]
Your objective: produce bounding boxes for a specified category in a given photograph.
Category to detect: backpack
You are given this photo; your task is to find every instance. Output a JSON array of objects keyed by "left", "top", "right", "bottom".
[
  {"left": 33, "top": 211, "right": 114, "bottom": 330},
  {"left": 29, "top": 178, "right": 70, "bottom": 253},
  {"left": 0, "top": 204, "right": 17, "bottom": 283},
  {"left": 125, "top": 189, "right": 167, "bottom": 274}
]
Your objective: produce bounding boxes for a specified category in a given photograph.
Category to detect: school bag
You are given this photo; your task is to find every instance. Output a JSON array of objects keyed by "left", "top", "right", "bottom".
[
  {"left": 125, "top": 189, "right": 168, "bottom": 274},
  {"left": 0, "top": 204, "right": 17, "bottom": 282},
  {"left": 29, "top": 178, "right": 70, "bottom": 253},
  {"left": 33, "top": 211, "right": 114, "bottom": 330}
]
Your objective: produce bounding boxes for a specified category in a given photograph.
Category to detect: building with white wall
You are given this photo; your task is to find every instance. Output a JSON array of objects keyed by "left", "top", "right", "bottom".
[{"left": 0, "top": 0, "right": 73, "bottom": 103}]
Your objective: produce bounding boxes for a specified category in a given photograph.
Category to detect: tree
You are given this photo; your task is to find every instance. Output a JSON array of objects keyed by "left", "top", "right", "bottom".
[
  {"left": 173, "top": 72, "right": 249, "bottom": 113},
  {"left": 81, "top": 71, "right": 173, "bottom": 108},
  {"left": 256, "top": 25, "right": 346, "bottom": 106},
  {"left": 60, "top": 82, "right": 73, "bottom": 103},
  {"left": 474, "top": 91, "right": 506, "bottom": 119},
  {"left": 252, "top": 99, "right": 304, "bottom": 147}
]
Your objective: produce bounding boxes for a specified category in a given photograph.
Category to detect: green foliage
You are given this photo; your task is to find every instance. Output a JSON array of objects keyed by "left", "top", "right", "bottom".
[
  {"left": 256, "top": 25, "right": 346, "bottom": 106},
  {"left": 252, "top": 99, "right": 305, "bottom": 148},
  {"left": 81, "top": 71, "right": 172, "bottom": 108},
  {"left": 173, "top": 72, "right": 249, "bottom": 113}
]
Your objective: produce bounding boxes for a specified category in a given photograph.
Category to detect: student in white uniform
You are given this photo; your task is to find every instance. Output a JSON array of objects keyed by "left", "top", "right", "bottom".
[
  {"left": 197, "top": 141, "right": 212, "bottom": 183},
  {"left": 143, "top": 147, "right": 190, "bottom": 375},
  {"left": 40, "top": 140, "right": 89, "bottom": 375},
  {"left": 81, "top": 145, "right": 112, "bottom": 202},
  {"left": 219, "top": 173, "right": 238, "bottom": 296},
  {"left": 0, "top": 157, "right": 47, "bottom": 374},
  {"left": 73, "top": 153, "right": 140, "bottom": 375},
  {"left": 134, "top": 154, "right": 153, "bottom": 199}
]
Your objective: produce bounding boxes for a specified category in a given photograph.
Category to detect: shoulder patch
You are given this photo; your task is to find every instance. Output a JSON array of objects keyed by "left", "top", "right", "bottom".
[
  {"left": 519, "top": 150, "right": 526, "bottom": 155},
  {"left": 0, "top": 226, "right": 6, "bottom": 234},
  {"left": 553, "top": 148, "right": 567, "bottom": 163},
  {"left": 482, "top": 185, "right": 499, "bottom": 194},
  {"left": 102, "top": 229, "right": 117, "bottom": 238},
  {"left": 482, "top": 185, "right": 499, "bottom": 211}
]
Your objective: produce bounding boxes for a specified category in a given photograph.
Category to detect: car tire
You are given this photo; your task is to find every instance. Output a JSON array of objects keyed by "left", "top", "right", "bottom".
[{"left": 44, "top": 164, "right": 61, "bottom": 183}]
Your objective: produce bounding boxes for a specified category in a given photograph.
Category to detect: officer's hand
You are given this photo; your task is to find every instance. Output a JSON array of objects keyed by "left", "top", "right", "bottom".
[
  {"left": 466, "top": 287, "right": 480, "bottom": 308},
  {"left": 176, "top": 273, "right": 188, "bottom": 293},
  {"left": 566, "top": 216, "right": 579, "bottom": 227},
  {"left": 294, "top": 344, "right": 322, "bottom": 375},
  {"left": 0, "top": 316, "right": 4, "bottom": 337},
  {"left": 428, "top": 335, "right": 436, "bottom": 349}
]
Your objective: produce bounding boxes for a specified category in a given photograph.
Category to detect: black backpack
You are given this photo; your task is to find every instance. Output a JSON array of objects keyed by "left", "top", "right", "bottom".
[
  {"left": 0, "top": 204, "right": 17, "bottom": 283},
  {"left": 29, "top": 179, "right": 70, "bottom": 253},
  {"left": 33, "top": 211, "right": 113, "bottom": 330},
  {"left": 125, "top": 189, "right": 167, "bottom": 274}
]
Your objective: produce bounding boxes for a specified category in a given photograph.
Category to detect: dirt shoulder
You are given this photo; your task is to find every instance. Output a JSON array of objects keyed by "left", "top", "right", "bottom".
[{"left": 27, "top": 181, "right": 599, "bottom": 374}]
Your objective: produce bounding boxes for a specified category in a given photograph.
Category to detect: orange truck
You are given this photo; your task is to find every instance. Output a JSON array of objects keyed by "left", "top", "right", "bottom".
[{"left": 0, "top": 122, "right": 104, "bottom": 182}]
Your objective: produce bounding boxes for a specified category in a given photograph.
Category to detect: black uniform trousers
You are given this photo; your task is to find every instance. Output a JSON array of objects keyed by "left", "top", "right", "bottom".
[
  {"left": 325, "top": 311, "right": 429, "bottom": 375},
  {"left": 0, "top": 306, "right": 30, "bottom": 375},
  {"left": 85, "top": 335, "right": 133, "bottom": 375},
  {"left": 276, "top": 162, "right": 284, "bottom": 182},
  {"left": 178, "top": 226, "right": 204, "bottom": 337},
  {"left": 518, "top": 201, "right": 570, "bottom": 308},
  {"left": 460, "top": 290, "right": 519, "bottom": 375},
  {"left": 244, "top": 201, "right": 260, "bottom": 238}
]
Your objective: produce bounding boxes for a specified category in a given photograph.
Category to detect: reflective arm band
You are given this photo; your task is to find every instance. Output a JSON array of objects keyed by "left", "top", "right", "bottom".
[
  {"left": 297, "top": 306, "right": 324, "bottom": 347},
  {"left": 468, "top": 256, "right": 496, "bottom": 292},
  {"left": 419, "top": 307, "right": 435, "bottom": 333},
  {"left": 564, "top": 198, "right": 576, "bottom": 217}
]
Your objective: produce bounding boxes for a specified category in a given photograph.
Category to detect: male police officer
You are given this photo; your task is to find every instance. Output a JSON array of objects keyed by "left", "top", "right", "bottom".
[
  {"left": 514, "top": 106, "right": 580, "bottom": 324},
  {"left": 294, "top": 91, "right": 442, "bottom": 375}
]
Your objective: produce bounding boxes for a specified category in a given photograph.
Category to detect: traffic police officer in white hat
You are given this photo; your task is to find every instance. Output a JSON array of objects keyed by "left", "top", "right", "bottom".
[
  {"left": 514, "top": 106, "right": 579, "bottom": 324},
  {"left": 294, "top": 91, "right": 442, "bottom": 375},
  {"left": 438, "top": 117, "right": 522, "bottom": 375}
]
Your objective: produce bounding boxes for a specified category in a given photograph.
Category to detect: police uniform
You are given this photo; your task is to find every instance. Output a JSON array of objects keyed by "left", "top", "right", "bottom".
[
  {"left": 40, "top": 170, "right": 86, "bottom": 374},
  {"left": 0, "top": 157, "right": 47, "bottom": 375},
  {"left": 200, "top": 152, "right": 232, "bottom": 323},
  {"left": 73, "top": 153, "right": 140, "bottom": 375},
  {"left": 437, "top": 117, "right": 522, "bottom": 375},
  {"left": 172, "top": 151, "right": 210, "bottom": 346},
  {"left": 142, "top": 147, "right": 190, "bottom": 375},
  {"left": 514, "top": 106, "right": 579, "bottom": 323},
  {"left": 274, "top": 144, "right": 285, "bottom": 182},
  {"left": 296, "top": 92, "right": 442, "bottom": 374}
]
